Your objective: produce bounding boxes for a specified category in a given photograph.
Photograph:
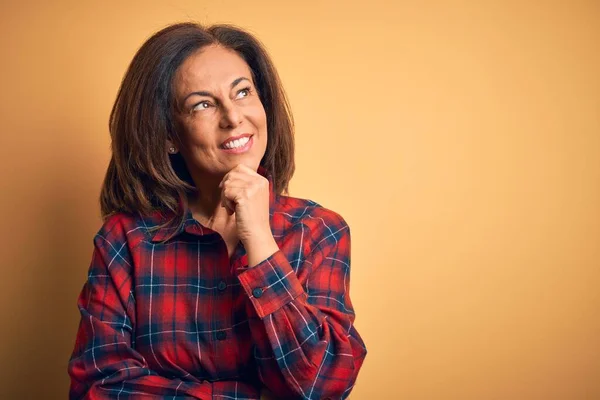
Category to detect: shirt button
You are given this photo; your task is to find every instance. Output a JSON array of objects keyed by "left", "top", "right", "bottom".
[
  {"left": 217, "top": 281, "right": 227, "bottom": 291},
  {"left": 252, "top": 287, "right": 264, "bottom": 298},
  {"left": 216, "top": 331, "right": 227, "bottom": 341}
]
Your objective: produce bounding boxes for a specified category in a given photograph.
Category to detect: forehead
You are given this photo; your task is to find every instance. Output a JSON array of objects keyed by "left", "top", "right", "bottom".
[{"left": 174, "top": 45, "right": 253, "bottom": 93}]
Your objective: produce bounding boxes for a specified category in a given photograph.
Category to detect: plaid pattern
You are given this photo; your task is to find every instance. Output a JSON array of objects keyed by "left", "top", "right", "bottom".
[{"left": 68, "top": 171, "right": 367, "bottom": 399}]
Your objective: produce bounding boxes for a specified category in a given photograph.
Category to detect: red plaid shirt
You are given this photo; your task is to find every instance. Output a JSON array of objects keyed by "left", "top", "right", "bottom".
[{"left": 68, "top": 171, "right": 367, "bottom": 399}]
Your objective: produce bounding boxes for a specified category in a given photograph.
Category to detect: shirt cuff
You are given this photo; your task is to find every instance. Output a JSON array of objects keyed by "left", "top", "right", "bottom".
[{"left": 236, "top": 250, "right": 304, "bottom": 318}]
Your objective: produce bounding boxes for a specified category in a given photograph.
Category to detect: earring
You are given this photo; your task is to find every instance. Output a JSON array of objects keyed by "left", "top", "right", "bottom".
[{"left": 168, "top": 146, "right": 177, "bottom": 154}]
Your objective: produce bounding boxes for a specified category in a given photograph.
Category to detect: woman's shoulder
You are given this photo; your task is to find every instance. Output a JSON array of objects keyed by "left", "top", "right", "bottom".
[
  {"left": 274, "top": 194, "right": 349, "bottom": 233},
  {"left": 94, "top": 210, "right": 162, "bottom": 249}
]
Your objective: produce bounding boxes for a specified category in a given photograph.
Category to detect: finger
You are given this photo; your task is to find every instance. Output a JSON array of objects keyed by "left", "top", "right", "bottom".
[
  {"left": 221, "top": 178, "right": 265, "bottom": 203},
  {"left": 223, "top": 200, "right": 235, "bottom": 215},
  {"left": 219, "top": 167, "right": 240, "bottom": 186},
  {"left": 219, "top": 170, "right": 247, "bottom": 188},
  {"left": 234, "top": 163, "right": 250, "bottom": 172},
  {"left": 221, "top": 184, "right": 248, "bottom": 205},
  {"left": 234, "top": 163, "right": 260, "bottom": 177},
  {"left": 221, "top": 190, "right": 236, "bottom": 214},
  {"left": 218, "top": 174, "right": 230, "bottom": 189},
  {"left": 222, "top": 203, "right": 235, "bottom": 215},
  {"left": 221, "top": 175, "right": 255, "bottom": 193},
  {"left": 221, "top": 180, "right": 249, "bottom": 192}
]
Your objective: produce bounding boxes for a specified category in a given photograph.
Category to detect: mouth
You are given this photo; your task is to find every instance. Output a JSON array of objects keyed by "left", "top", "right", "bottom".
[{"left": 220, "top": 133, "right": 254, "bottom": 154}]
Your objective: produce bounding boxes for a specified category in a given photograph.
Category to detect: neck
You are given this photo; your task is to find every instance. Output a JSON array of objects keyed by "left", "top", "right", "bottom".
[{"left": 187, "top": 173, "right": 232, "bottom": 226}]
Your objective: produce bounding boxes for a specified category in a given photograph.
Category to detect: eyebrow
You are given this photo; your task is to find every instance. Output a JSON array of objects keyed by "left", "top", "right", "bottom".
[{"left": 182, "top": 77, "right": 251, "bottom": 103}]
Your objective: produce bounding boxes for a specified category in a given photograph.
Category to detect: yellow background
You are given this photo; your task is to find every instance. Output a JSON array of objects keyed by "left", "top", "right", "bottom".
[{"left": 1, "top": 1, "right": 599, "bottom": 399}]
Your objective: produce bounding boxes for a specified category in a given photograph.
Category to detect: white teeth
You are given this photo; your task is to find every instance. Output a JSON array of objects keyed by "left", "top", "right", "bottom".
[{"left": 224, "top": 136, "right": 250, "bottom": 149}]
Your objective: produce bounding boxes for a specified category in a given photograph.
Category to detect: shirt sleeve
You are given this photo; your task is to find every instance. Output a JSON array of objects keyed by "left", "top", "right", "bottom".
[
  {"left": 68, "top": 218, "right": 257, "bottom": 400},
  {"left": 236, "top": 212, "right": 367, "bottom": 400}
]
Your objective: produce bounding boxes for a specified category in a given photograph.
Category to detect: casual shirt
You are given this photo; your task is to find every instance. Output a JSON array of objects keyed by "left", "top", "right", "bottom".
[{"left": 68, "top": 170, "right": 367, "bottom": 399}]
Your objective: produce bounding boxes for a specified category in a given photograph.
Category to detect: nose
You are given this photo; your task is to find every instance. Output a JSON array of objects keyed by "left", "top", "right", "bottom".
[{"left": 218, "top": 100, "right": 243, "bottom": 129}]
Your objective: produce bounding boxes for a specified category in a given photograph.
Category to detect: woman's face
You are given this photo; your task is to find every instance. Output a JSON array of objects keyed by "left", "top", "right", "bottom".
[{"left": 171, "top": 45, "right": 268, "bottom": 178}]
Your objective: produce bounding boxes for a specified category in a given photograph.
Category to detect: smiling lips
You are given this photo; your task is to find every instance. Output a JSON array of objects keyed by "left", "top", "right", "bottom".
[{"left": 220, "top": 133, "right": 254, "bottom": 153}]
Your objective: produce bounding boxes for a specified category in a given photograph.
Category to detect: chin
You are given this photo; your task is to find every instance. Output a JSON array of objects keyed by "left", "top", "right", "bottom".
[{"left": 221, "top": 157, "right": 261, "bottom": 172}]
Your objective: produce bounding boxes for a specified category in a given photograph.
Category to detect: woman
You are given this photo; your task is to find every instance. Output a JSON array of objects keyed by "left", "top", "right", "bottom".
[{"left": 68, "top": 22, "right": 367, "bottom": 399}]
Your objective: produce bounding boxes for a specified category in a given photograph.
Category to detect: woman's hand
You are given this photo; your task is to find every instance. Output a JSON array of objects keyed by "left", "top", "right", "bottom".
[{"left": 219, "top": 164, "right": 279, "bottom": 266}]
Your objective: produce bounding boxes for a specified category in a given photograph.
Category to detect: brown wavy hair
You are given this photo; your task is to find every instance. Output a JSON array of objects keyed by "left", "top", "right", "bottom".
[{"left": 100, "top": 22, "right": 295, "bottom": 229}]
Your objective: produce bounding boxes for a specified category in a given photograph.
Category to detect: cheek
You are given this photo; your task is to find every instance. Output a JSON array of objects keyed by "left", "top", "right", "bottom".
[
  {"left": 260, "top": 110, "right": 268, "bottom": 128},
  {"left": 250, "top": 104, "right": 268, "bottom": 130},
  {"left": 182, "top": 120, "right": 216, "bottom": 148}
]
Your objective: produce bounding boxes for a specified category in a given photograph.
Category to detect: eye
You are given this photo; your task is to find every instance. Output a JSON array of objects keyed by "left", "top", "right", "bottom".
[
  {"left": 192, "top": 101, "right": 212, "bottom": 112},
  {"left": 236, "top": 87, "right": 252, "bottom": 99}
]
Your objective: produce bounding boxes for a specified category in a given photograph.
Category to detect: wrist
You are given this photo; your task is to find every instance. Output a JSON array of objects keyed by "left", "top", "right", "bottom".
[
  {"left": 243, "top": 232, "right": 278, "bottom": 267},
  {"left": 241, "top": 228, "right": 274, "bottom": 247}
]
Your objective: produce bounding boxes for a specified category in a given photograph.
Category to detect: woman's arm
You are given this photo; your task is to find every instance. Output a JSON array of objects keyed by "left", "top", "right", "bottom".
[
  {"left": 237, "top": 210, "right": 367, "bottom": 400},
  {"left": 68, "top": 217, "right": 259, "bottom": 400}
]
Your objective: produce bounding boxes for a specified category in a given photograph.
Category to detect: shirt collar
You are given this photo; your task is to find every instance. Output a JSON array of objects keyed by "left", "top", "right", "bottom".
[{"left": 150, "top": 166, "right": 276, "bottom": 243}]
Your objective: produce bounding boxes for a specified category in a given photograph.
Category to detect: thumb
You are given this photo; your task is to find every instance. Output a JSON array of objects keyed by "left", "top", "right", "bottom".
[{"left": 221, "top": 192, "right": 236, "bottom": 215}]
